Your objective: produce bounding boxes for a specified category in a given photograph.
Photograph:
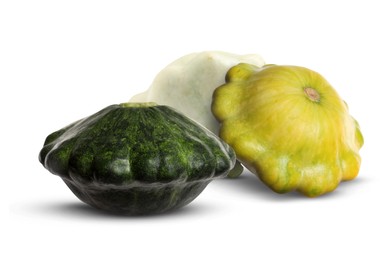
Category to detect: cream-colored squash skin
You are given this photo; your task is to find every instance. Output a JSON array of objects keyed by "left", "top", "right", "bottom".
[
  {"left": 130, "top": 51, "right": 265, "bottom": 134},
  {"left": 212, "top": 64, "right": 364, "bottom": 197}
]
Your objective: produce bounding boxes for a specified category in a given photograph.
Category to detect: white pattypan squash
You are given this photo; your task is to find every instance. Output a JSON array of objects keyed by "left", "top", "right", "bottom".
[{"left": 130, "top": 51, "right": 265, "bottom": 134}]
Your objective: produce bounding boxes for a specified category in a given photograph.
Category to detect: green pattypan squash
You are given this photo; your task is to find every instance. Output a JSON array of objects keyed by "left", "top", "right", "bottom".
[{"left": 39, "top": 103, "right": 235, "bottom": 214}]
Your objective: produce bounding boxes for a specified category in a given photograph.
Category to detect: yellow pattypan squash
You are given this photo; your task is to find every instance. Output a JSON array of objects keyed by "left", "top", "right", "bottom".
[{"left": 212, "top": 63, "right": 364, "bottom": 197}]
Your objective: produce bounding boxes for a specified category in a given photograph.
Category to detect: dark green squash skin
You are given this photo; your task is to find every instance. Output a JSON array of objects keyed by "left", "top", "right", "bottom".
[{"left": 39, "top": 103, "right": 235, "bottom": 215}]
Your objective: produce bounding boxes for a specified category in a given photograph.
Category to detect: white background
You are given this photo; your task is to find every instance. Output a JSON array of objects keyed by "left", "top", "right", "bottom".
[{"left": 3, "top": 0, "right": 389, "bottom": 259}]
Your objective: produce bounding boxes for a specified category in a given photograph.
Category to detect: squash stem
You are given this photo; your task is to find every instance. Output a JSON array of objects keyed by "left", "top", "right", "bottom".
[{"left": 304, "top": 87, "right": 320, "bottom": 102}]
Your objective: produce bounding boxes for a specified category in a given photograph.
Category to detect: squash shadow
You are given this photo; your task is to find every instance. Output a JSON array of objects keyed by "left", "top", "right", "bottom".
[
  {"left": 29, "top": 199, "right": 215, "bottom": 220},
  {"left": 215, "top": 170, "right": 366, "bottom": 201},
  {"left": 215, "top": 171, "right": 303, "bottom": 200}
]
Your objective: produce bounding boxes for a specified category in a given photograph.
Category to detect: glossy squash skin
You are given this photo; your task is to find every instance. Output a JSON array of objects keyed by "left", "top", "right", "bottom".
[{"left": 39, "top": 103, "right": 235, "bottom": 214}]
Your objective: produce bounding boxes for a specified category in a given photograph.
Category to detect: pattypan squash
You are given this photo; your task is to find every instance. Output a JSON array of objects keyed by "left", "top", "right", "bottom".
[
  {"left": 130, "top": 51, "right": 265, "bottom": 134},
  {"left": 212, "top": 64, "right": 364, "bottom": 197},
  {"left": 39, "top": 102, "right": 235, "bottom": 214}
]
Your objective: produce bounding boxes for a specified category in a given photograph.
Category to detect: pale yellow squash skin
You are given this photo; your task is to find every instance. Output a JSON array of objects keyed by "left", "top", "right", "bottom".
[{"left": 212, "top": 64, "right": 364, "bottom": 197}]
